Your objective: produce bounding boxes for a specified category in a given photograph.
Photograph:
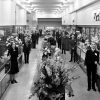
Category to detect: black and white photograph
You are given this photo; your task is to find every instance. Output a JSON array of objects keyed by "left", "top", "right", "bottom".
[{"left": 0, "top": 0, "right": 100, "bottom": 100}]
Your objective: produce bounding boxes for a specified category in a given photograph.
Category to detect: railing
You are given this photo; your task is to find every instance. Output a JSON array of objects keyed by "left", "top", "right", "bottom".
[
  {"left": 0, "top": 53, "right": 23, "bottom": 99},
  {"left": 77, "top": 46, "right": 86, "bottom": 62},
  {"left": 77, "top": 46, "right": 87, "bottom": 73}
]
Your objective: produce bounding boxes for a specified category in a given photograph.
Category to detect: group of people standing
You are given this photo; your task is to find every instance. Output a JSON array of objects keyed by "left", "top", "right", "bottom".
[
  {"left": 52, "top": 28, "right": 100, "bottom": 92},
  {"left": 7, "top": 29, "right": 42, "bottom": 84},
  {"left": 54, "top": 29, "right": 77, "bottom": 62},
  {"left": 7, "top": 27, "right": 100, "bottom": 93}
]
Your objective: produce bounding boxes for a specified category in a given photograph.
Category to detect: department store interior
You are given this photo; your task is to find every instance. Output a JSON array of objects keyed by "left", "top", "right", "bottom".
[{"left": 0, "top": 0, "right": 100, "bottom": 100}]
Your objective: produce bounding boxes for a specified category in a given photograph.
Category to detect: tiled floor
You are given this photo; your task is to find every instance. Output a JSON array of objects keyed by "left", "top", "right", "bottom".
[{"left": 1, "top": 38, "right": 100, "bottom": 100}]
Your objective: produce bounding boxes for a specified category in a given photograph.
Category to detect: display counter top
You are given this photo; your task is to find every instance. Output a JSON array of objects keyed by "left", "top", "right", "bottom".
[{"left": 77, "top": 45, "right": 86, "bottom": 61}]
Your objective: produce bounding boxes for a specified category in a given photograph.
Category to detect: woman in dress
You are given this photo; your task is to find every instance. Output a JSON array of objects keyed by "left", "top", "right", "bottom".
[{"left": 7, "top": 42, "right": 19, "bottom": 84}]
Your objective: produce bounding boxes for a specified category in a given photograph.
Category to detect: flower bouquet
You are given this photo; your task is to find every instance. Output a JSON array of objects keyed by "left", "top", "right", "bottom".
[
  {"left": 6, "top": 36, "right": 23, "bottom": 54},
  {"left": 29, "top": 54, "right": 80, "bottom": 100},
  {"left": 6, "top": 36, "right": 22, "bottom": 47}
]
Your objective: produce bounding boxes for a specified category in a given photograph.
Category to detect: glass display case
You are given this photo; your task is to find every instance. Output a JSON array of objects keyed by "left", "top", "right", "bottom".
[
  {"left": 77, "top": 26, "right": 100, "bottom": 73},
  {"left": 0, "top": 26, "right": 13, "bottom": 68},
  {"left": 0, "top": 26, "right": 24, "bottom": 69}
]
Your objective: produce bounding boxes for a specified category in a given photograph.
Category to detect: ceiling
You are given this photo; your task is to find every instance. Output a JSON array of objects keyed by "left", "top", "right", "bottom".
[{"left": 19, "top": 0, "right": 74, "bottom": 14}]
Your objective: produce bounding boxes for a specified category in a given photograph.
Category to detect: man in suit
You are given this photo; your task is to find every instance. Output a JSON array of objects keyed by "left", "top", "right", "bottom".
[
  {"left": 61, "top": 31, "right": 67, "bottom": 54},
  {"left": 31, "top": 31, "right": 37, "bottom": 48},
  {"left": 23, "top": 37, "right": 31, "bottom": 63},
  {"left": 58, "top": 31, "right": 62, "bottom": 49},
  {"left": 69, "top": 35, "right": 77, "bottom": 62},
  {"left": 56, "top": 30, "right": 60, "bottom": 45},
  {"left": 85, "top": 42, "right": 99, "bottom": 91}
]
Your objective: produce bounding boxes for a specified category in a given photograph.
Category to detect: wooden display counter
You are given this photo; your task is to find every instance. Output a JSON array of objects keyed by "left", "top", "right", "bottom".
[{"left": 0, "top": 53, "right": 23, "bottom": 99}]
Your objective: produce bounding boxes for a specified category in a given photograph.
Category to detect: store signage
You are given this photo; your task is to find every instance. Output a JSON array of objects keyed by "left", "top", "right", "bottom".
[{"left": 94, "top": 9, "right": 100, "bottom": 21}]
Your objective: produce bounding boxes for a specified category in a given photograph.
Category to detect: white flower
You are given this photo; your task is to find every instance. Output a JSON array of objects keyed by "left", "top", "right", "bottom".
[
  {"left": 11, "top": 36, "right": 13, "bottom": 38},
  {"left": 7, "top": 38, "right": 10, "bottom": 41}
]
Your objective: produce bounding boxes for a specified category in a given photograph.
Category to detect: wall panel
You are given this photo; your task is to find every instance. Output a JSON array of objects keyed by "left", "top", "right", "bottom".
[
  {"left": 0, "top": 0, "right": 27, "bottom": 26},
  {"left": 0, "top": 0, "right": 15, "bottom": 26},
  {"left": 38, "top": 18, "right": 62, "bottom": 28},
  {"left": 76, "top": 1, "right": 100, "bottom": 25}
]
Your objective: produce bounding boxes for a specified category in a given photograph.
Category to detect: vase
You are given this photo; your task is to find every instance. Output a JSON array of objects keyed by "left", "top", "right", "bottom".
[
  {"left": 49, "top": 93, "right": 65, "bottom": 100},
  {"left": 39, "top": 92, "right": 65, "bottom": 100}
]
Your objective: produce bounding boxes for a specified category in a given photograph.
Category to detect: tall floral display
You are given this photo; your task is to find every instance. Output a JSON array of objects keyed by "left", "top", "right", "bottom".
[{"left": 29, "top": 37, "right": 80, "bottom": 100}]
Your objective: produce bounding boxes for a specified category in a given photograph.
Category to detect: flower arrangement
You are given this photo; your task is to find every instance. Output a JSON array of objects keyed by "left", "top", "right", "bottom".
[
  {"left": 29, "top": 53, "right": 80, "bottom": 100},
  {"left": 6, "top": 36, "right": 22, "bottom": 47},
  {"left": 6, "top": 36, "right": 23, "bottom": 55},
  {"left": 29, "top": 36, "right": 80, "bottom": 100}
]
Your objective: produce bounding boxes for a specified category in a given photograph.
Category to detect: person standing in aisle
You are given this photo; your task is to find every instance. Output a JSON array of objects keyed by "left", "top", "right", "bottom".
[
  {"left": 56, "top": 29, "right": 60, "bottom": 46},
  {"left": 85, "top": 42, "right": 99, "bottom": 91},
  {"left": 52, "top": 29, "right": 56, "bottom": 38},
  {"left": 31, "top": 31, "right": 37, "bottom": 48},
  {"left": 39, "top": 29, "right": 42, "bottom": 37},
  {"left": 57, "top": 31, "right": 62, "bottom": 49},
  {"left": 36, "top": 30, "right": 39, "bottom": 44},
  {"left": 65, "top": 32, "right": 70, "bottom": 51},
  {"left": 69, "top": 35, "right": 77, "bottom": 62},
  {"left": 7, "top": 42, "right": 19, "bottom": 84},
  {"left": 23, "top": 37, "right": 31, "bottom": 64},
  {"left": 61, "top": 31, "right": 67, "bottom": 54}
]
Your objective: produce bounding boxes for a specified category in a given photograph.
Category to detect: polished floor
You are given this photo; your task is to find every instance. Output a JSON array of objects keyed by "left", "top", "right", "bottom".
[{"left": 1, "top": 38, "right": 100, "bottom": 100}]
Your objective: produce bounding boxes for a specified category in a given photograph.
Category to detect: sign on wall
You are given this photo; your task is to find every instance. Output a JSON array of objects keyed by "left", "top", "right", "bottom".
[{"left": 93, "top": 9, "right": 100, "bottom": 21}]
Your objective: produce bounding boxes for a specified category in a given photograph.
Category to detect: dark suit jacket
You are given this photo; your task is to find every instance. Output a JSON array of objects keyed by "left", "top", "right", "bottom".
[
  {"left": 48, "top": 37, "right": 56, "bottom": 46},
  {"left": 23, "top": 42, "right": 31, "bottom": 53},
  {"left": 61, "top": 36, "right": 67, "bottom": 50},
  {"left": 85, "top": 49, "right": 99, "bottom": 68},
  {"left": 69, "top": 39, "right": 76, "bottom": 50},
  {"left": 31, "top": 33, "right": 37, "bottom": 42}
]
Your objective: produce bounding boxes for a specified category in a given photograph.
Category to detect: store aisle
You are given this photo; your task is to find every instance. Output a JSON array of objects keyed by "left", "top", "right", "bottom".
[
  {"left": 1, "top": 38, "right": 100, "bottom": 100},
  {"left": 1, "top": 38, "right": 43, "bottom": 100}
]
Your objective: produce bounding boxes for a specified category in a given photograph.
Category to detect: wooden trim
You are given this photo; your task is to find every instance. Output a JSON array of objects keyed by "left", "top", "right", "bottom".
[{"left": 70, "top": 25, "right": 100, "bottom": 28}]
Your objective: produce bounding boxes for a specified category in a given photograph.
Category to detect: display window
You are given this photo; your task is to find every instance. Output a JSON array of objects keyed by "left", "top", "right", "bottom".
[
  {"left": 0, "top": 26, "right": 14, "bottom": 66},
  {"left": 86, "top": 28, "right": 90, "bottom": 38},
  {"left": 96, "top": 28, "right": 99, "bottom": 35},
  {"left": 90, "top": 27, "right": 95, "bottom": 36},
  {"left": 0, "top": 26, "right": 24, "bottom": 67}
]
